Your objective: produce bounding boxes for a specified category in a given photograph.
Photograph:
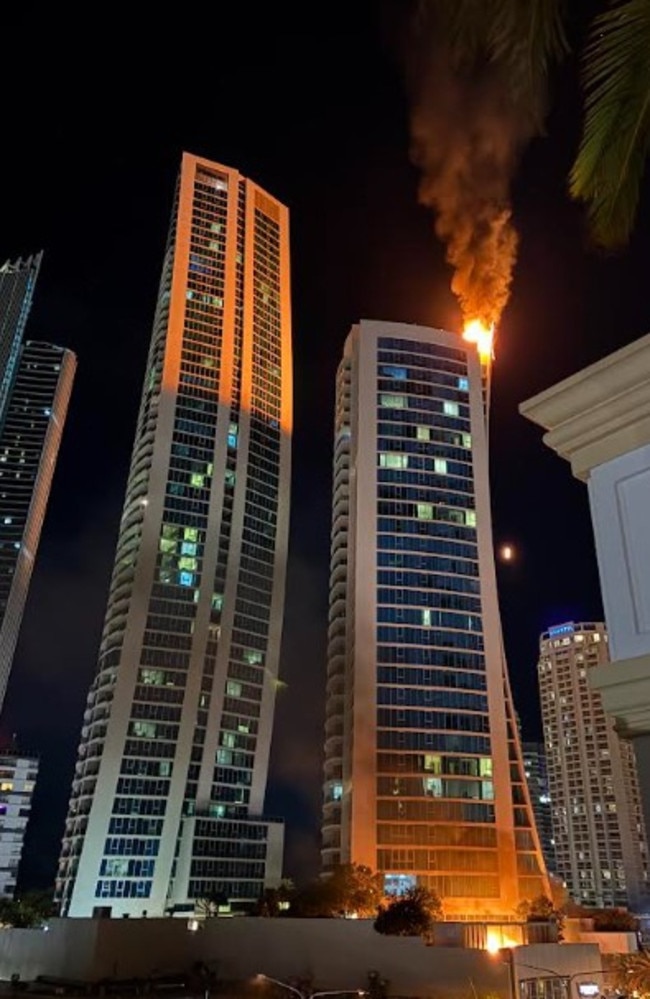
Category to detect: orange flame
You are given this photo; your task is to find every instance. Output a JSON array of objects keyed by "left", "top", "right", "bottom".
[{"left": 462, "top": 319, "right": 494, "bottom": 366}]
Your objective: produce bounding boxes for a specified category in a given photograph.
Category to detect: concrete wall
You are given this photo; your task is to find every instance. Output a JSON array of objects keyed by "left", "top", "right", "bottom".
[{"left": 0, "top": 919, "right": 604, "bottom": 999}]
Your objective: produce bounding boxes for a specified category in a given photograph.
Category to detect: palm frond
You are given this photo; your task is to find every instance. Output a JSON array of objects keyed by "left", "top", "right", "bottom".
[
  {"left": 486, "top": 0, "right": 569, "bottom": 127},
  {"left": 410, "top": 0, "right": 567, "bottom": 126},
  {"left": 570, "top": 0, "right": 650, "bottom": 249}
]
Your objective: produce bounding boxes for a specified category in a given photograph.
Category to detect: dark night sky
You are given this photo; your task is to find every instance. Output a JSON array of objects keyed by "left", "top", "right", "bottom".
[{"left": 2, "top": 5, "right": 650, "bottom": 891}]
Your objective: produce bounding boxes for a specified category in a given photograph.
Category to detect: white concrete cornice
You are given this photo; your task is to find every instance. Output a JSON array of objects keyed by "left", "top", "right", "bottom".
[
  {"left": 519, "top": 333, "right": 650, "bottom": 481},
  {"left": 589, "top": 653, "right": 650, "bottom": 738}
]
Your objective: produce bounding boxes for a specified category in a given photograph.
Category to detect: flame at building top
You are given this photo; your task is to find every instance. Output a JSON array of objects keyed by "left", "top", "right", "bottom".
[{"left": 463, "top": 319, "right": 494, "bottom": 367}]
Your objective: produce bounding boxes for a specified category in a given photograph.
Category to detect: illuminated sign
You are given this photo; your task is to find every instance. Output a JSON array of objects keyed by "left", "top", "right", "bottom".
[
  {"left": 577, "top": 984, "right": 600, "bottom": 997},
  {"left": 548, "top": 623, "right": 575, "bottom": 637}
]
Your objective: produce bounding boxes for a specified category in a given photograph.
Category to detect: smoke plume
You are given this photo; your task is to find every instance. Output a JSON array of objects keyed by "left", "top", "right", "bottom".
[{"left": 403, "top": 7, "right": 558, "bottom": 329}]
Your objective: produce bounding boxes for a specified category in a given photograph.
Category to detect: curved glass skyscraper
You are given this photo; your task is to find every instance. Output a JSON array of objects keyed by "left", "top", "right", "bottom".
[
  {"left": 322, "top": 320, "right": 548, "bottom": 920},
  {"left": 58, "top": 153, "right": 292, "bottom": 917}
]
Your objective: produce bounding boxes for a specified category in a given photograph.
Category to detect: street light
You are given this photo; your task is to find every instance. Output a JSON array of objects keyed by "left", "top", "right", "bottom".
[{"left": 255, "top": 973, "right": 367, "bottom": 999}]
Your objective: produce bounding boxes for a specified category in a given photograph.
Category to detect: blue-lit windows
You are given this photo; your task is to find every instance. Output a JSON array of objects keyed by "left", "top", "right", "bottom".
[
  {"left": 458, "top": 376, "right": 469, "bottom": 391},
  {"left": 384, "top": 873, "right": 416, "bottom": 895},
  {"left": 179, "top": 571, "right": 194, "bottom": 587},
  {"left": 443, "top": 401, "right": 459, "bottom": 417},
  {"left": 228, "top": 423, "right": 238, "bottom": 449},
  {"left": 380, "top": 365, "right": 408, "bottom": 380}
]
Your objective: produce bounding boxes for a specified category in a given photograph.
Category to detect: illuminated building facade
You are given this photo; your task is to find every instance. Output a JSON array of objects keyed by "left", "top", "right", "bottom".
[
  {"left": 322, "top": 320, "right": 548, "bottom": 919},
  {"left": 522, "top": 741, "right": 556, "bottom": 875},
  {"left": 0, "top": 750, "right": 39, "bottom": 898},
  {"left": 538, "top": 621, "right": 649, "bottom": 908},
  {"left": 0, "top": 341, "right": 76, "bottom": 710},
  {"left": 57, "top": 153, "right": 292, "bottom": 917}
]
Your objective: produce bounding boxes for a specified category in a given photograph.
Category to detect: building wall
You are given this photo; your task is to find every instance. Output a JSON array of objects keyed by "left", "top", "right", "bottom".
[
  {"left": 0, "top": 918, "right": 601, "bottom": 998},
  {"left": 537, "top": 622, "right": 649, "bottom": 908},
  {"left": 322, "top": 320, "right": 548, "bottom": 918},
  {"left": 58, "top": 153, "right": 291, "bottom": 918}
]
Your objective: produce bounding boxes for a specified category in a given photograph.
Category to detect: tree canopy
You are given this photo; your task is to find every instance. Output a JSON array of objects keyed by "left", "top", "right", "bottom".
[{"left": 374, "top": 886, "right": 443, "bottom": 937}]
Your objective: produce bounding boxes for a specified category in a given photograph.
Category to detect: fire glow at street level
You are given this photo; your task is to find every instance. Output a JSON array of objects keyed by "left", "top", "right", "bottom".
[{"left": 462, "top": 319, "right": 495, "bottom": 366}]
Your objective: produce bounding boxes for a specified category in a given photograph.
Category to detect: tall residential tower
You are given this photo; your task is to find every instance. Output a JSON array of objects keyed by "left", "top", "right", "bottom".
[
  {"left": 57, "top": 153, "right": 292, "bottom": 917},
  {"left": 0, "top": 253, "right": 76, "bottom": 715},
  {"left": 0, "top": 342, "right": 76, "bottom": 708},
  {"left": 322, "top": 320, "right": 548, "bottom": 919},
  {"left": 538, "top": 622, "right": 649, "bottom": 908}
]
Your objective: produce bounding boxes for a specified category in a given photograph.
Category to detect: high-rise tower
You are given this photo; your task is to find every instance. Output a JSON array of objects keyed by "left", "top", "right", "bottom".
[
  {"left": 0, "top": 255, "right": 42, "bottom": 426},
  {"left": 57, "top": 153, "right": 292, "bottom": 917},
  {"left": 0, "top": 342, "right": 76, "bottom": 709},
  {"left": 322, "top": 320, "right": 548, "bottom": 919},
  {"left": 538, "top": 621, "right": 649, "bottom": 908},
  {"left": 522, "top": 742, "right": 556, "bottom": 875}
]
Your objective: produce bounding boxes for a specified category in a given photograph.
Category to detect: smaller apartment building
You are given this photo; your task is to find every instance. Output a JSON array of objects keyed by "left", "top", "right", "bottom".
[
  {"left": 538, "top": 622, "right": 648, "bottom": 908},
  {"left": 0, "top": 752, "right": 38, "bottom": 897}
]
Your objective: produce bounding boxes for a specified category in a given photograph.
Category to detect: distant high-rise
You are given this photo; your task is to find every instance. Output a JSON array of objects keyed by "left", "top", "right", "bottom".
[
  {"left": 538, "top": 621, "right": 649, "bottom": 908},
  {"left": 57, "top": 153, "right": 292, "bottom": 918},
  {"left": 322, "top": 320, "right": 548, "bottom": 919},
  {"left": 0, "top": 342, "right": 76, "bottom": 709},
  {"left": 0, "top": 255, "right": 42, "bottom": 425},
  {"left": 0, "top": 750, "right": 39, "bottom": 898},
  {"left": 522, "top": 742, "right": 556, "bottom": 875}
]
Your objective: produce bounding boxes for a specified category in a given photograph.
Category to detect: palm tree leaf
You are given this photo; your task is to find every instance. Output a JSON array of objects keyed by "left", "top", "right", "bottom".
[
  {"left": 570, "top": 0, "right": 650, "bottom": 248},
  {"left": 411, "top": 0, "right": 567, "bottom": 126},
  {"left": 486, "top": 0, "right": 568, "bottom": 126}
]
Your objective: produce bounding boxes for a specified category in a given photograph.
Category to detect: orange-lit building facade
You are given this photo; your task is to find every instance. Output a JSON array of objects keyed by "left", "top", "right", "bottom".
[
  {"left": 322, "top": 320, "right": 548, "bottom": 919},
  {"left": 57, "top": 154, "right": 292, "bottom": 917}
]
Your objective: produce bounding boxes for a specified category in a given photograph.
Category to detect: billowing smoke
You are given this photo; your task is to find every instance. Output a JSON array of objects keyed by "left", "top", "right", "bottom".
[{"left": 402, "top": 3, "right": 565, "bottom": 329}]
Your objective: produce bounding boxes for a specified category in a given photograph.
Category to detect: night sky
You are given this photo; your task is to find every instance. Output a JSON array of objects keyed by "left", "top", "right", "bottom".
[{"left": 2, "top": 5, "right": 650, "bottom": 891}]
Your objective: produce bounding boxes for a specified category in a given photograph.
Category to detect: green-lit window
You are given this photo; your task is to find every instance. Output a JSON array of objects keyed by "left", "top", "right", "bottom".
[
  {"left": 465, "top": 510, "right": 477, "bottom": 527},
  {"left": 227, "top": 680, "right": 242, "bottom": 697},
  {"left": 178, "top": 556, "right": 197, "bottom": 571},
  {"left": 434, "top": 458, "right": 447, "bottom": 474},
  {"left": 462, "top": 433, "right": 472, "bottom": 448},
  {"left": 443, "top": 401, "right": 459, "bottom": 416},
  {"left": 222, "top": 733, "right": 236, "bottom": 748},
  {"left": 480, "top": 757, "right": 493, "bottom": 777},
  {"left": 184, "top": 527, "right": 198, "bottom": 542},
  {"left": 190, "top": 473, "right": 204, "bottom": 488},
  {"left": 212, "top": 593, "right": 224, "bottom": 612},
  {"left": 217, "top": 749, "right": 232, "bottom": 765},
  {"left": 380, "top": 394, "right": 406, "bottom": 408},
  {"left": 482, "top": 781, "right": 494, "bottom": 800},
  {"left": 417, "top": 503, "right": 433, "bottom": 520},
  {"left": 379, "top": 453, "right": 408, "bottom": 469},
  {"left": 424, "top": 755, "right": 441, "bottom": 773},
  {"left": 422, "top": 609, "right": 431, "bottom": 627},
  {"left": 162, "top": 524, "right": 179, "bottom": 540},
  {"left": 225, "top": 470, "right": 236, "bottom": 487},
  {"left": 140, "top": 669, "right": 165, "bottom": 685},
  {"left": 159, "top": 537, "right": 176, "bottom": 554},
  {"left": 416, "top": 426, "right": 430, "bottom": 441},
  {"left": 132, "top": 721, "right": 156, "bottom": 738},
  {"left": 243, "top": 649, "right": 262, "bottom": 665}
]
